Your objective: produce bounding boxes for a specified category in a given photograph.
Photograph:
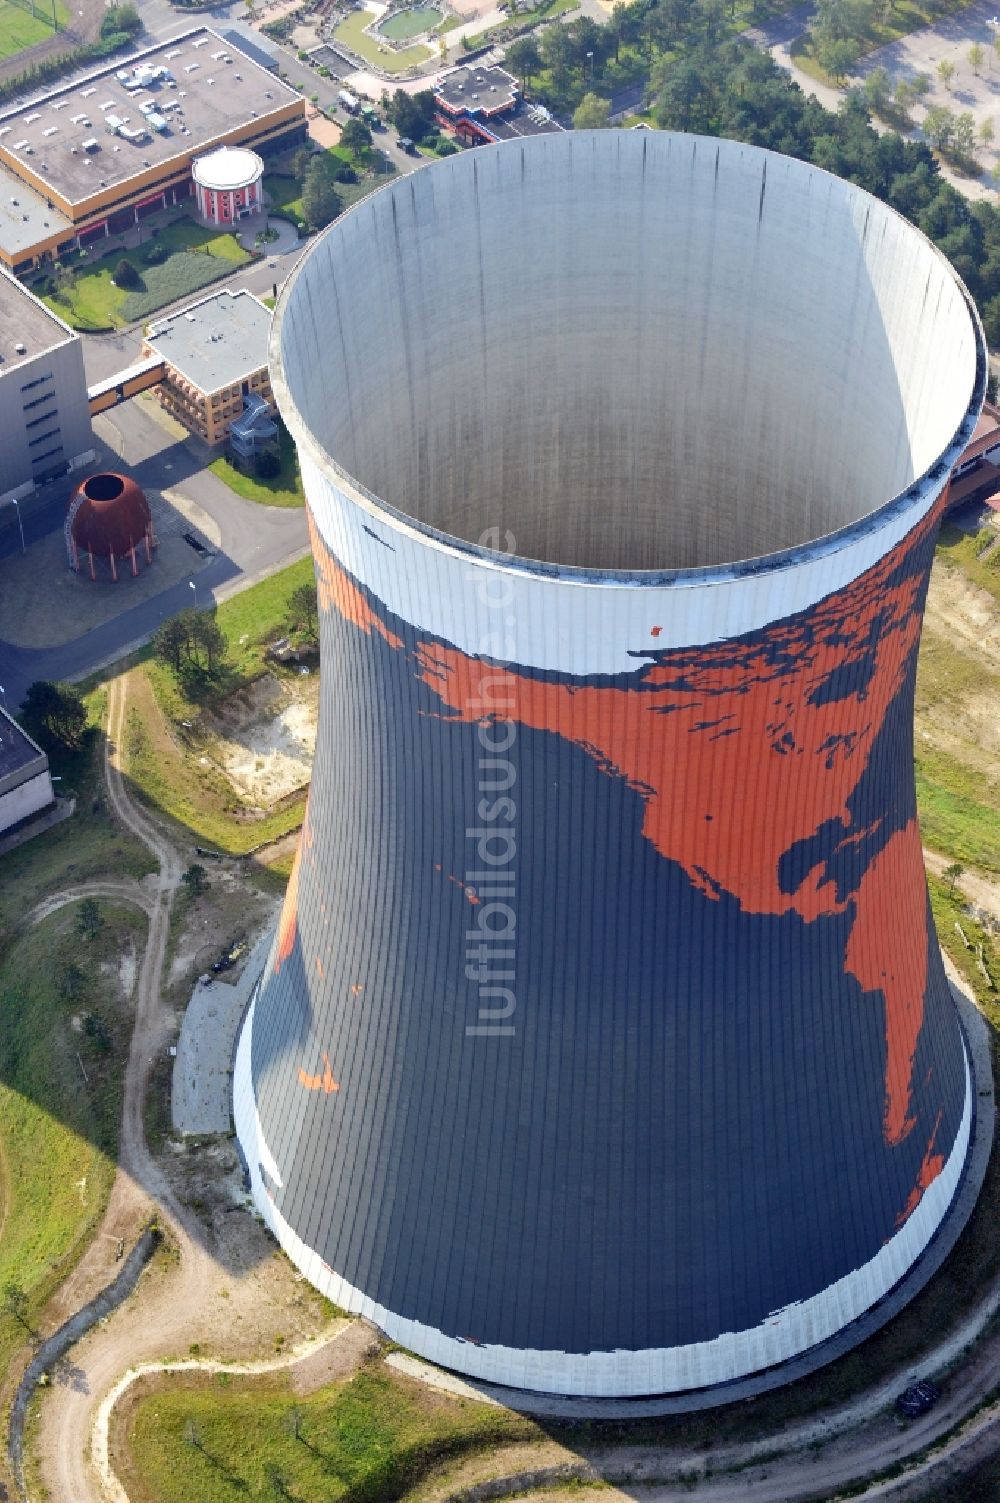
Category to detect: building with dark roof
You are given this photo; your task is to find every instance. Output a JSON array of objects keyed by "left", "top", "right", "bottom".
[
  {"left": 0, "top": 706, "right": 54, "bottom": 838},
  {"left": 0, "top": 26, "right": 306, "bottom": 271},
  {"left": 434, "top": 63, "right": 562, "bottom": 145},
  {"left": 0, "top": 264, "right": 94, "bottom": 504}
]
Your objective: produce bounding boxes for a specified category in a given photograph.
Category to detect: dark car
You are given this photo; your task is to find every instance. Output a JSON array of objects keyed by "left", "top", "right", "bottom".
[{"left": 896, "top": 1380, "right": 941, "bottom": 1418}]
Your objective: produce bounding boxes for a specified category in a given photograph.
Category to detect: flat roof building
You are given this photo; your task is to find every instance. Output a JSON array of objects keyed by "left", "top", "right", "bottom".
[
  {"left": 0, "top": 264, "right": 94, "bottom": 503},
  {"left": 0, "top": 706, "right": 54, "bottom": 839},
  {"left": 0, "top": 26, "right": 306, "bottom": 269},
  {"left": 142, "top": 287, "right": 273, "bottom": 444},
  {"left": 434, "top": 64, "right": 562, "bottom": 145}
]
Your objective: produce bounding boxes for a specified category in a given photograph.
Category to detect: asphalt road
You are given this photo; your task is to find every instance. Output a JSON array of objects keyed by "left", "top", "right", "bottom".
[
  {"left": 0, "top": 0, "right": 434, "bottom": 710},
  {"left": 0, "top": 392, "right": 308, "bottom": 707}
]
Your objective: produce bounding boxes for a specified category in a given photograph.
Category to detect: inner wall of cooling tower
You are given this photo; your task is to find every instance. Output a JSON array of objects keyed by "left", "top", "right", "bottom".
[{"left": 274, "top": 131, "right": 979, "bottom": 571}]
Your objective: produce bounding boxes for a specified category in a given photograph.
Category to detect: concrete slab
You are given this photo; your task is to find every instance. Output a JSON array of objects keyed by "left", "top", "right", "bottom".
[{"left": 172, "top": 926, "right": 273, "bottom": 1135}]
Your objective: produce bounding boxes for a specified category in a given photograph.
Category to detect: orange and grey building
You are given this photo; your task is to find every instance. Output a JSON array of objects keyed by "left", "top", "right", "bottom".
[
  {"left": 140, "top": 287, "right": 273, "bottom": 445},
  {"left": 0, "top": 26, "right": 306, "bottom": 272}
]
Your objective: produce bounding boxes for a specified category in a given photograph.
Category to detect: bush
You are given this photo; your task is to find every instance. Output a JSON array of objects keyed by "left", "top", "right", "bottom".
[
  {"left": 437, "top": 139, "right": 458, "bottom": 156},
  {"left": 142, "top": 243, "right": 167, "bottom": 265},
  {"left": 112, "top": 257, "right": 141, "bottom": 289},
  {"left": 333, "top": 164, "right": 358, "bottom": 183},
  {"left": 255, "top": 450, "right": 281, "bottom": 480}
]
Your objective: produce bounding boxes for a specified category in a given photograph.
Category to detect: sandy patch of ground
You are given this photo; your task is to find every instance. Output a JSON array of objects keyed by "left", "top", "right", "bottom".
[
  {"left": 924, "top": 557, "right": 1000, "bottom": 673},
  {"left": 308, "top": 108, "right": 343, "bottom": 148},
  {"left": 207, "top": 673, "right": 318, "bottom": 806}
]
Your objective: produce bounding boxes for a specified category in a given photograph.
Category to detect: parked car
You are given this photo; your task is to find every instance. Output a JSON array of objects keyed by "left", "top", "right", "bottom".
[{"left": 896, "top": 1380, "right": 941, "bottom": 1418}]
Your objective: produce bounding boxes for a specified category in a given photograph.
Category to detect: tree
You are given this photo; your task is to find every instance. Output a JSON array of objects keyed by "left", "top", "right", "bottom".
[
  {"left": 188, "top": 613, "right": 227, "bottom": 673},
  {"left": 943, "top": 862, "right": 964, "bottom": 894},
  {"left": 152, "top": 615, "right": 189, "bottom": 673},
  {"left": 573, "top": 91, "right": 612, "bottom": 129},
  {"left": 893, "top": 76, "right": 917, "bottom": 119},
  {"left": 863, "top": 65, "right": 891, "bottom": 116},
  {"left": 255, "top": 449, "right": 281, "bottom": 479},
  {"left": 301, "top": 156, "right": 341, "bottom": 230},
  {"left": 2, "top": 1281, "right": 32, "bottom": 1335},
  {"left": 77, "top": 897, "right": 102, "bottom": 941},
  {"left": 339, "top": 117, "right": 372, "bottom": 154},
  {"left": 101, "top": 3, "right": 141, "bottom": 37},
  {"left": 282, "top": 1404, "right": 305, "bottom": 1442},
  {"left": 505, "top": 35, "right": 542, "bottom": 90},
  {"left": 152, "top": 608, "right": 228, "bottom": 682},
  {"left": 937, "top": 57, "right": 955, "bottom": 91},
  {"left": 953, "top": 110, "right": 976, "bottom": 156},
  {"left": 182, "top": 1417, "right": 203, "bottom": 1450},
  {"left": 112, "top": 257, "right": 141, "bottom": 289},
  {"left": 182, "top": 863, "right": 208, "bottom": 897},
  {"left": 810, "top": 0, "right": 871, "bottom": 77},
  {"left": 923, "top": 103, "right": 955, "bottom": 150},
  {"left": 20, "top": 679, "right": 86, "bottom": 751},
  {"left": 290, "top": 145, "right": 313, "bottom": 180},
  {"left": 289, "top": 581, "right": 318, "bottom": 639},
  {"left": 980, "top": 116, "right": 995, "bottom": 149},
  {"left": 384, "top": 88, "right": 436, "bottom": 141},
  {"left": 969, "top": 42, "right": 984, "bottom": 75},
  {"left": 265, "top": 1464, "right": 291, "bottom": 1497}
]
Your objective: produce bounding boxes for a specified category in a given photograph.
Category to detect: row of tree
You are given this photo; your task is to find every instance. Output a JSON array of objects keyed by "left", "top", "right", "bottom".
[{"left": 508, "top": 0, "right": 1000, "bottom": 344}]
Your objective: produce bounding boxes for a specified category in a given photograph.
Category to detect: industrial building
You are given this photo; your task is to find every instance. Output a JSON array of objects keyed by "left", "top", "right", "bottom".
[
  {"left": 434, "top": 63, "right": 561, "bottom": 143},
  {"left": 0, "top": 26, "right": 306, "bottom": 271},
  {"left": 65, "top": 471, "right": 155, "bottom": 579},
  {"left": 235, "top": 133, "right": 985, "bottom": 1397},
  {"left": 0, "top": 264, "right": 94, "bottom": 505},
  {"left": 141, "top": 288, "right": 273, "bottom": 445},
  {"left": 0, "top": 707, "right": 54, "bottom": 840},
  {"left": 192, "top": 145, "right": 264, "bottom": 225}
]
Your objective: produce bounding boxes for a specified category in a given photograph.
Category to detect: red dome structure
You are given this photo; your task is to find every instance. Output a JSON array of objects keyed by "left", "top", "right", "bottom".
[{"left": 65, "top": 473, "right": 155, "bottom": 581}]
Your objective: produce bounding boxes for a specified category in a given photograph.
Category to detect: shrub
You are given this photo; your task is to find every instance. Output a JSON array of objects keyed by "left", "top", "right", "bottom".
[{"left": 113, "top": 257, "right": 141, "bottom": 289}]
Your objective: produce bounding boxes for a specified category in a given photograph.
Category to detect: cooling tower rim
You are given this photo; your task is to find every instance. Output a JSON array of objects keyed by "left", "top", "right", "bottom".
[{"left": 270, "top": 130, "right": 987, "bottom": 590}]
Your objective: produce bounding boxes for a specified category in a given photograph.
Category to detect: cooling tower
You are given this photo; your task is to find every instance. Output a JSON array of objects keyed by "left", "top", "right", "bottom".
[{"left": 234, "top": 131, "right": 986, "bottom": 1398}]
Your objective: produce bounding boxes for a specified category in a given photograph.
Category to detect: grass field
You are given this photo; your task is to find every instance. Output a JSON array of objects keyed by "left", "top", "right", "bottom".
[
  {"left": 263, "top": 173, "right": 305, "bottom": 231},
  {"left": 115, "top": 556, "right": 317, "bottom": 855},
  {"left": 0, "top": 696, "right": 156, "bottom": 945},
  {"left": 0, "top": 0, "right": 68, "bottom": 61},
  {"left": 333, "top": 7, "right": 432, "bottom": 72},
  {"left": 209, "top": 425, "right": 303, "bottom": 509},
  {"left": 119, "top": 1365, "right": 535, "bottom": 1503},
  {"left": 41, "top": 219, "right": 254, "bottom": 331},
  {"left": 0, "top": 899, "right": 147, "bottom": 1374}
]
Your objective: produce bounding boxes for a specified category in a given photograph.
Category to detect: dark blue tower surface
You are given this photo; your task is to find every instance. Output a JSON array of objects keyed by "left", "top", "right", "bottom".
[
  {"left": 234, "top": 130, "right": 987, "bottom": 1397},
  {"left": 235, "top": 488, "right": 972, "bottom": 1396}
]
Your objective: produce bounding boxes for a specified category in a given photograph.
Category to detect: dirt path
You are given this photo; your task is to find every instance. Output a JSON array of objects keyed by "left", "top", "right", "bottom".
[
  {"left": 95, "top": 1320, "right": 374, "bottom": 1503},
  {"left": 30, "top": 675, "right": 219, "bottom": 1503},
  {"left": 925, "top": 847, "right": 1000, "bottom": 926}
]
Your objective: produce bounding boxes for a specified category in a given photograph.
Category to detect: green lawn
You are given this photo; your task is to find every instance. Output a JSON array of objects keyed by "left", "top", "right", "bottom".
[
  {"left": 41, "top": 218, "right": 254, "bottom": 331},
  {"left": 120, "top": 1366, "right": 535, "bottom": 1503},
  {"left": 0, "top": 900, "right": 147, "bottom": 1372},
  {"left": 936, "top": 524, "right": 1000, "bottom": 607},
  {"left": 116, "top": 556, "right": 319, "bottom": 855},
  {"left": 333, "top": 6, "right": 432, "bottom": 71},
  {"left": 0, "top": 697, "right": 156, "bottom": 945},
  {"left": 209, "top": 426, "right": 304, "bottom": 509},
  {"left": 0, "top": 0, "right": 68, "bottom": 60},
  {"left": 263, "top": 173, "right": 305, "bottom": 231}
]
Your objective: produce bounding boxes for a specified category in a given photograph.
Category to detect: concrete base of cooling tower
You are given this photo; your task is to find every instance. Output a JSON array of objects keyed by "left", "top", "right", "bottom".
[{"left": 233, "top": 971, "right": 993, "bottom": 1413}]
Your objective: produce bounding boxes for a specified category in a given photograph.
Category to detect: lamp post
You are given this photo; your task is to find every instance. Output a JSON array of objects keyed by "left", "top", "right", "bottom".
[
  {"left": 11, "top": 497, "right": 25, "bottom": 554},
  {"left": 189, "top": 578, "right": 197, "bottom": 607}
]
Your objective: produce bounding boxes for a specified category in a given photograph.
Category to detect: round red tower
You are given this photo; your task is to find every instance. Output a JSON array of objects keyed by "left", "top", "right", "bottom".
[{"left": 65, "top": 472, "right": 155, "bottom": 581}]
